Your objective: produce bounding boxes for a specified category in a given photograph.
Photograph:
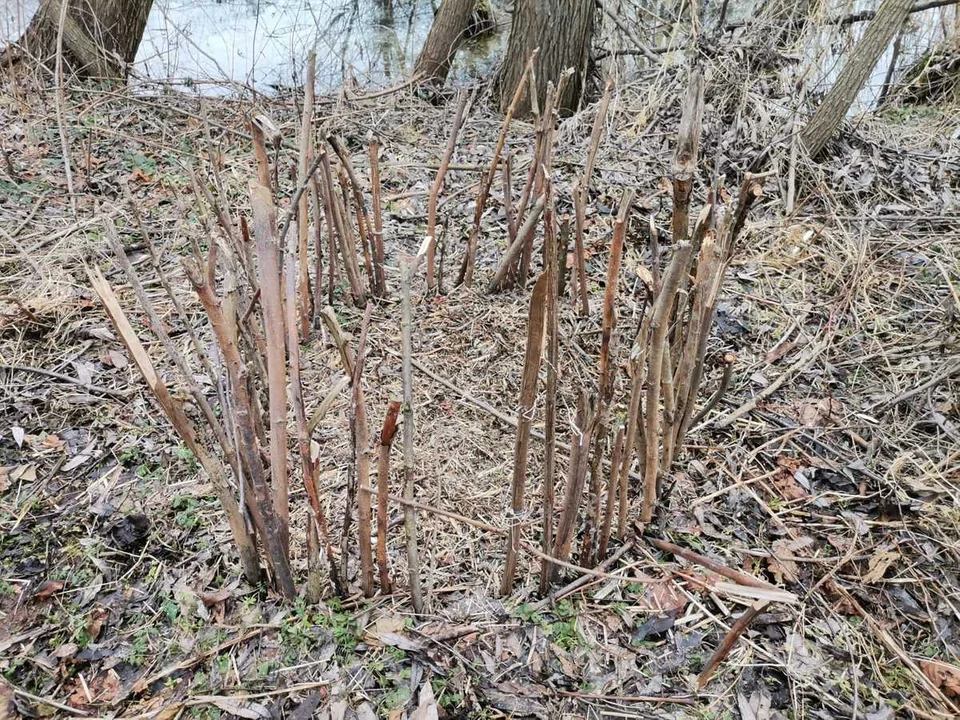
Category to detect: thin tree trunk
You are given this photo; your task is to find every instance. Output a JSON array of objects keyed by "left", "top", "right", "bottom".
[
  {"left": 801, "top": 0, "right": 913, "bottom": 157},
  {"left": 414, "top": 0, "right": 477, "bottom": 86}
]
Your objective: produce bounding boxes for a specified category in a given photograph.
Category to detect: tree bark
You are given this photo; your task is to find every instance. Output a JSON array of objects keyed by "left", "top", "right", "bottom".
[
  {"left": 413, "top": 0, "right": 492, "bottom": 86},
  {"left": 801, "top": 0, "right": 913, "bottom": 157},
  {"left": 497, "top": 0, "right": 594, "bottom": 116},
  {"left": 5, "top": 0, "right": 153, "bottom": 77}
]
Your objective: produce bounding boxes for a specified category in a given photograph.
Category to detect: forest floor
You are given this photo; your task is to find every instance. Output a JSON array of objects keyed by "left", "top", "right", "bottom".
[{"left": 1, "top": 64, "right": 959, "bottom": 720}]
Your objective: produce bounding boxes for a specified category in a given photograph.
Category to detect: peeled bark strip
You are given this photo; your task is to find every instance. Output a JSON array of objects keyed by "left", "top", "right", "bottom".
[
  {"left": 501, "top": 272, "right": 549, "bottom": 596},
  {"left": 801, "top": 0, "right": 913, "bottom": 157}
]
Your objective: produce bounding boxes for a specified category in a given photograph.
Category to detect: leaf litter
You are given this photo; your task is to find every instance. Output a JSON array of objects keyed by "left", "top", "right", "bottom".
[{"left": 1, "top": 32, "right": 959, "bottom": 720}]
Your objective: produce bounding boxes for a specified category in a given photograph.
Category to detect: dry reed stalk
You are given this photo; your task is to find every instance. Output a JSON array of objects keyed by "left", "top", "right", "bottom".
[
  {"left": 461, "top": 49, "right": 538, "bottom": 287},
  {"left": 598, "top": 426, "right": 625, "bottom": 560},
  {"left": 377, "top": 400, "right": 401, "bottom": 593},
  {"left": 582, "top": 75, "right": 614, "bottom": 192},
  {"left": 368, "top": 137, "right": 387, "bottom": 296},
  {"left": 104, "top": 220, "right": 235, "bottom": 473},
  {"left": 184, "top": 261, "right": 296, "bottom": 598},
  {"left": 501, "top": 271, "right": 549, "bottom": 596},
  {"left": 250, "top": 184, "right": 291, "bottom": 554},
  {"left": 538, "top": 179, "right": 559, "bottom": 597},
  {"left": 581, "top": 191, "right": 632, "bottom": 566},
  {"left": 400, "top": 257, "right": 425, "bottom": 613},
  {"left": 618, "top": 312, "right": 650, "bottom": 536},
  {"left": 486, "top": 195, "right": 547, "bottom": 293},
  {"left": 86, "top": 265, "right": 261, "bottom": 585},
  {"left": 426, "top": 90, "right": 471, "bottom": 293},
  {"left": 329, "top": 137, "right": 378, "bottom": 296},
  {"left": 518, "top": 80, "right": 563, "bottom": 282},
  {"left": 320, "top": 151, "right": 365, "bottom": 305},
  {"left": 548, "top": 393, "right": 596, "bottom": 583},
  {"left": 697, "top": 601, "right": 768, "bottom": 688},
  {"left": 283, "top": 254, "right": 340, "bottom": 599},
  {"left": 321, "top": 306, "right": 376, "bottom": 596},
  {"left": 641, "top": 241, "right": 693, "bottom": 523},
  {"left": 671, "top": 70, "right": 704, "bottom": 243},
  {"left": 296, "top": 51, "right": 316, "bottom": 338},
  {"left": 573, "top": 183, "right": 589, "bottom": 315},
  {"left": 339, "top": 169, "right": 377, "bottom": 297},
  {"left": 557, "top": 216, "right": 571, "bottom": 299},
  {"left": 310, "top": 175, "right": 325, "bottom": 321},
  {"left": 690, "top": 354, "right": 736, "bottom": 426},
  {"left": 503, "top": 152, "right": 516, "bottom": 242}
]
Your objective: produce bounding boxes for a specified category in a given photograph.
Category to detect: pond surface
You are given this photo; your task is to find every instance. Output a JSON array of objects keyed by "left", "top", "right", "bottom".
[
  {"left": 0, "top": 0, "right": 952, "bottom": 107},
  {"left": 0, "top": 0, "right": 503, "bottom": 93}
]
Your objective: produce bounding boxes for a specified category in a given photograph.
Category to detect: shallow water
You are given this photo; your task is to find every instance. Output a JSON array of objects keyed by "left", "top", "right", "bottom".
[{"left": 0, "top": 0, "right": 504, "bottom": 93}]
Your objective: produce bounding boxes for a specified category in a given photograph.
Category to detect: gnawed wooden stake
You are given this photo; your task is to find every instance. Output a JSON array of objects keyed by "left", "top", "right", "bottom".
[
  {"left": 671, "top": 70, "right": 704, "bottom": 243},
  {"left": 641, "top": 241, "right": 693, "bottom": 523},
  {"left": 501, "top": 271, "right": 549, "bottom": 596},
  {"left": 486, "top": 195, "right": 547, "bottom": 294},
  {"left": 320, "top": 150, "right": 365, "bottom": 305},
  {"left": 368, "top": 137, "right": 387, "bottom": 296},
  {"left": 297, "top": 51, "right": 316, "bottom": 336},
  {"left": 86, "top": 265, "right": 261, "bottom": 586},
  {"left": 185, "top": 262, "right": 297, "bottom": 598},
  {"left": 582, "top": 190, "right": 632, "bottom": 566},
  {"left": 538, "top": 178, "right": 559, "bottom": 598},
  {"left": 572, "top": 182, "right": 589, "bottom": 316},
  {"left": 400, "top": 255, "right": 425, "bottom": 613},
  {"left": 377, "top": 400, "right": 401, "bottom": 593},
  {"left": 426, "top": 90, "right": 471, "bottom": 293},
  {"left": 284, "top": 253, "right": 340, "bottom": 599},
  {"left": 250, "top": 183, "right": 290, "bottom": 554},
  {"left": 548, "top": 393, "right": 596, "bottom": 584},
  {"left": 321, "top": 306, "right": 376, "bottom": 597},
  {"left": 598, "top": 426, "right": 625, "bottom": 560}
]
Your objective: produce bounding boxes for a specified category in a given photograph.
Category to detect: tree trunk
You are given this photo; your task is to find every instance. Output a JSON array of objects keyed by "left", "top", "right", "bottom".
[
  {"left": 801, "top": 0, "right": 912, "bottom": 157},
  {"left": 5, "top": 0, "right": 153, "bottom": 77},
  {"left": 497, "top": 0, "right": 595, "bottom": 116},
  {"left": 413, "top": 0, "right": 493, "bottom": 87}
]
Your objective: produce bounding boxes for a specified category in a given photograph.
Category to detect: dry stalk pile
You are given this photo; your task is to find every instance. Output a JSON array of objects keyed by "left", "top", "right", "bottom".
[{"left": 88, "top": 61, "right": 763, "bottom": 604}]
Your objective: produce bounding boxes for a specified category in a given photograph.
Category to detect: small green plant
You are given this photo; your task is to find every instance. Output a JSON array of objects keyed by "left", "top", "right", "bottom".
[
  {"left": 172, "top": 496, "right": 201, "bottom": 530},
  {"left": 177, "top": 446, "right": 198, "bottom": 470}
]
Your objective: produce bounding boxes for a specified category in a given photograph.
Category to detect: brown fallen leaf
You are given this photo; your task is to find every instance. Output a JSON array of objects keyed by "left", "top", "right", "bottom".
[
  {"left": 920, "top": 659, "right": 960, "bottom": 697},
  {"left": 199, "top": 588, "right": 232, "bottom": 607},
  {"left": 33, "top": 580, "right": 64, "bottom": 602},
  {"left": 0, "top": 679, "right": 16, "bottom": 720}
]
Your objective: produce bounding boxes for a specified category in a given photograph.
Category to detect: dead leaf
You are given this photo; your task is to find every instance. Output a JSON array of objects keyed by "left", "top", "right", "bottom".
[
  {"left": 205, "top": 697, "right": 272, "bottom": 719},
  {"left": 53, "top": 642, "right": 79, "bottom": 659},
  {"left": 920, "top": 659, "right": 960, "bottom": 697},
  {"left": 410, "top": 680, "right": 439, "bottom": 720},
  {"left": 33, "top": 580, "right": 64, "bottom": 602},
  {"left": 862, "top": 546, "right": 900, "bottom": 584},
  {"left": 11, "top": 427, "right": 24, "bottom": 448},
  {"left": 86, "top": 607, "right": 109, "bottom": 642},
  {"left": 199, "top": 588, "right": 232, "bottom": 607},
  {"left": 768, "top": 537, "right": 814, "bottom": 584}
]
